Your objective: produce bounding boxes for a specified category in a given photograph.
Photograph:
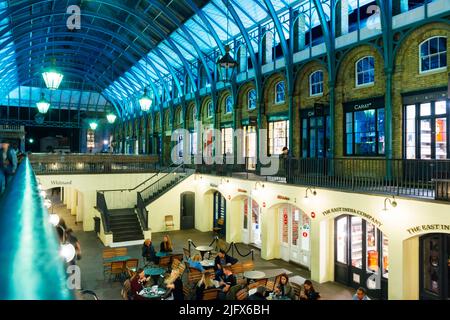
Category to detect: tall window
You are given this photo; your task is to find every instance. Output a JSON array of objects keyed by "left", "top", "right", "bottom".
[
  {"left": 225, "top": 96, "right": 233, "bottom": 114},
  {"left": 268, "top": 120, "right": 289, "bottom": 155},
  {"left": 207, "top": 102, "right": 214, "bottom": 118},
  {"left": 345, "top": 100, "right": 385, "bottom": 156},
  {"left": 356, "top": 56, "right": 375, "bottom": 87},
  {"left": 404, "top": 100, "right": 448, "bottom": 159},
  {"left": 420, "top": 37, "right": 447, "bottom": 73},
  {"left": 310, "top": 70, "right": 324, "bottom": 96},
  {"left": 275, "top": 81, "right": 286, "bottom": 104},
  {"left": 190, "top": 131, "right": 197, "bottom": 155},
  {"left": 248, "top": 89, "right": 257, "bottom": 110},
  {"left": 221, "top": 127, "right": 233, "bottom": 155}
]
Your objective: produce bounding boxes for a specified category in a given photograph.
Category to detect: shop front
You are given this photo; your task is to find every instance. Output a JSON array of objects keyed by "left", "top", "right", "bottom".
[
  {"left": 420, "top": 233, "right": 450, "bottom": 300},
  {"left": 301, "top": 104, "right": 331, "bottom": 158},
  {"left": 334, "top": 215, "right": 389, "bottom": 300},
  {"left": 267, "top": 115, "right": 289, "bottom": 155},
  {"left": 213, "top": 191, "right": 227, "bottom": 238},
  {"left": 278, "top": 204, "right": 310, "bottom": 269},
  {"left": 242, "top": 118, "right": 257, "bottom": 170},
  {"left": 242, "top": 197, "right": 261, "bottom": 248}
]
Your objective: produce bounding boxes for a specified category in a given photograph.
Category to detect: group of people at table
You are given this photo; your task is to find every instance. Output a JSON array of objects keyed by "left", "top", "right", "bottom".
[{"left": 126, "top": 235, "right": 321, "bottom": 301}]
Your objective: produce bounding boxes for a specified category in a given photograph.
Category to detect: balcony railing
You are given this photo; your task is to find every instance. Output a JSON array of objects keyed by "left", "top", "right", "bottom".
[
  {"left": 29, "top": 153, "right": 160, "bottom": 175},
  {"left": 193, "top": 157, "right": 450, "bottom": 201}
]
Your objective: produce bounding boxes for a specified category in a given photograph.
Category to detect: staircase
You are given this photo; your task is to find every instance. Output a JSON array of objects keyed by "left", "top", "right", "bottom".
[{"left": 108, "top": 209, "right": 144, "bottom": 243}]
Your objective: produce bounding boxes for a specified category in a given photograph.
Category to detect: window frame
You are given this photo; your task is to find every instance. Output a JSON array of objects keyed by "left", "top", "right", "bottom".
[
  {"left": 275, "top": 81, "right": 286, "bottom": 105},
  {"left": 355, "top": 56, "right": 375, "bottom": 88},
  {"left": 206, "top": 101, "right": 214, "bottom": 119},
  {"left": 309, "top": 70, "right": 324, "bottom": 97},
  {"left": 248, "top": 89, "right": 257, "bottom": 110},
  {"left": 419, "top": 36, "right": 447, "bottom": 74},
  {"left": 225, "top": 96, "right": 233, "bottom": 114}
]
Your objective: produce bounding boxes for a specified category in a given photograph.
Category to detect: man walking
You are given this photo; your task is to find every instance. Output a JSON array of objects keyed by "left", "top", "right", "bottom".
[{"left": 0, "top": 140, "right": 18, "bottom": 194}]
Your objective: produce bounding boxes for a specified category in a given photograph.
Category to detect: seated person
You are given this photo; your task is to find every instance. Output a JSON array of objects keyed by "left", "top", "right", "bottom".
[
  {"left": 273, "top": 273, "right": 295, "bottom": 300},
  {"left": 129, "top": 269, "right": 150, "bottom": 300},
  {"left": 300, "top": 280, "right": 320, "bottom": 300},
  {"left": 188, "top": 254, "right": 205, "bottom": 272},
  {"left": 352, "top": 287, "right": 370, "bottom": 300},
  {"left": 142, "top": 239, "right": 157, "bottom": 264},
  {"left": 160, "top": 235, "right": 173, "bottom": 253},
  {"left": 195, "top": 271, "right": 217, "bottom": 300},
  {"left": 214, "top": 249, "right": 238, "bottom": 279},
  {"left": 249, "top": 286, "right": 267, "bottom": 301},
  {"left": 218, "top": 266, "right": 237, "bottom": 300}
]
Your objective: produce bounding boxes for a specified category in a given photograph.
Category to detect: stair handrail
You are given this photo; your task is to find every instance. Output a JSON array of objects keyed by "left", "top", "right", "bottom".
[
  {"left": 138, "top": 163, "right": 186, "bottom": 202},
  {"left": 97, "top": 172, "right": 159, "bottom": 193},
  {"left": 96, "top": 191, "right": 111, "bottom": 233},
  {"left": 136, "top": 192, "right": 149, "bottom": 231}
]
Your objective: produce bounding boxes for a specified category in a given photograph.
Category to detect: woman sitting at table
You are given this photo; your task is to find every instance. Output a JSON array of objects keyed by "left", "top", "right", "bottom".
[
  {"left": 160, "top": 235, "right": 173, "bottom": 253},
  {"left": 300, "top": 280, "right": 321, "bottom": 301},
  {"left": 163, "top": 265, "right": 185, "bottom": 300},
  {"left": 142, "top": 239, "right": 157, "bottom": 264},
  {"left": 188, "top": 254, "right": 205, "bottom": 272},
  {"left": 130, "top": 269, "right": 150, "bottom": 300},
  {"left": 195, "top": 271, "right": 216, "bottom": 300},
  {"left": 273, "top": 273, "right": 295, "bottom": 300}
]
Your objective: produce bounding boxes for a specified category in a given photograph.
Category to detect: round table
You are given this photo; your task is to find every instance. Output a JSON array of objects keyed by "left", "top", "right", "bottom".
[
  {"left": 103, "top": 255, "right": 131, "bottom": 263},
  {"left": 156, "top": 252, "right": 170, "bottom": 258},
  {"left": 244, "top": 270, "right": 266, "bottom": 286},
  {"left": 195, "top": 246, "right": 214, "bottom": 260},
  {"left": 144, "top": 267, "right": 166, "bottom": 276}
]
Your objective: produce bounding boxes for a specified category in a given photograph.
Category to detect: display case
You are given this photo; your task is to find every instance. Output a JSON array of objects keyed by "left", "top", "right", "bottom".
[{"left": 351, "top": 217, "right": 363, "bottom": 269}]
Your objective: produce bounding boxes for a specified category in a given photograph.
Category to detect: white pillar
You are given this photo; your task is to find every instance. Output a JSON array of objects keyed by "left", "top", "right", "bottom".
[
  {"left": 311, "top": 219, "right": 334, "bottom": 283},
  {"left": 261, "top": 207, "right": 278, "bottom": 260},
  {"left": 387, "top": 235, "right": 405, "bottom": 300},
  {"left": 82, "top": 191, "right": 96, "bottom": 232}
]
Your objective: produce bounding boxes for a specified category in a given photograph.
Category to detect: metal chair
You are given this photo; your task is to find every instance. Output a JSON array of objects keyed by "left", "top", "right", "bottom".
[{"left": 165, "top": 215, "right": 175, "bottom": 231}]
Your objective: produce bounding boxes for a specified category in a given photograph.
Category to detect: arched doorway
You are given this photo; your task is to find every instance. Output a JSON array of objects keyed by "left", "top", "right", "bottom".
[
  {"left": 334, "top": 215, "right": 389, "bottom": 300},
  {"left": 276, "top": 204, "right": 311, "bottom": 269},
  {"left": 180, "top": 192, "right": 195, "bottom": 230},
  {"left": 213, "top": 191, "right": 226, "bottom": 238},
  {"left": 242, "top": 197, "right": 262, "bottom": 248},
  {"left": 420, "top": 233, "right": 450, "bottom": 300}
]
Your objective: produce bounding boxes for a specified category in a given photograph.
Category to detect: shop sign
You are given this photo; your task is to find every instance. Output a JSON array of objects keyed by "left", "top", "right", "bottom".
[
  {"left": 322, "top": 207, "right": 382, "bottom": 228},
  {"left": 237, "top": 188, "right": 247, "bottom": 193},
  {"left": 277, "top": 195, "right": 290, "bottom": 201},
  {"left": 210, "top": 183, "right": 218, "bottom": 188},
  {"left": 406, "top": 224, "right": 450, "bottom": 235},
  {"left": 51, "top": 180, "right": 72, "bottom": 186}
]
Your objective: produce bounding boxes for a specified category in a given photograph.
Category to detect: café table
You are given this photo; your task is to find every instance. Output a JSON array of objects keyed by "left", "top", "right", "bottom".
[
  {"left": 103, "top": 255, "right": 132, "bottom": 263},
  {"left": 243, "top": 270, "right": 266, "bottom": 286},
  {"left": 156, "top": 252, "right": 170, "bottom": 258},
  {"left": 144, "top": 266, "right": 166, "bottom": 284},
  {"left": 195, "top": 246, "right": 214, "bottom": 260}
]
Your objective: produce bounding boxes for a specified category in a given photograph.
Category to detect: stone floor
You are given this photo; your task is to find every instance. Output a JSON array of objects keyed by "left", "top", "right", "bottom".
[{"left": 53, "top": 195, "right": 354, "bottom": 300}]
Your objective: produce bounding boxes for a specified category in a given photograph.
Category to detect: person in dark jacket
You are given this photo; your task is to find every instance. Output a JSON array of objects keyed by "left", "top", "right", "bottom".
[
  {"left": 214, "top": 249, "right": 238, "bottom": 280},
  {"left": 0, "top": 141, "right": 18, "bottom": 194},
  {"left": 300, "top": 280, "right": 320, "bottom": 300},
  {"left": 249, "top": 286, "right": 267, "bottom": 301},
  {"left": 218, "top": 266, "right": 237, "bottom": 300},
  {"left": 142, "top": 239, "right": 157, "bottom": 264}
]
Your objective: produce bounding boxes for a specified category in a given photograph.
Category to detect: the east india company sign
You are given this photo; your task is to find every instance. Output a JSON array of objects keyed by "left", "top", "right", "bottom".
[
  {"left": 407, "top": 224, "right": 450, "bottom": 235},
  {"left": 322, "top": 207, "right": 382, "bottom": 228}
]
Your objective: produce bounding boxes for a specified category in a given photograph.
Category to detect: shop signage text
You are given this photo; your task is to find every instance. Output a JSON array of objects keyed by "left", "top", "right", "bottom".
[
  {"left": 406, "top": 224, "right": 450, "bottom": 235},
  {"left": 237, "top": 189, "right": 247, "bottom": 193},
  {"left": 322, "top": 207, "right": 383, "bottom": 228},
  {"left": 210, "top": 183, "right": 218, "bottom": 188},
  {"left": 277, "top": 195, "right": 290, "bottom": 201},
  {"left": 51, "top": 180, "right": 72, "bottom": 186}
]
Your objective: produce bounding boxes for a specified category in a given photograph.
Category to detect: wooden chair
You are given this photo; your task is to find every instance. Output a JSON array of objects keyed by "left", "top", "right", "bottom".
[
  {"left": 114, "top": 247, "right": 128, "bottom": 257},
  {"left": 236, "top": 288, "right": 248, "bottom": 300},
  {"left": 109, "top": 261, "right": 125, "bottom": 281},
  {"left": 171, "top": 254, "right": 184, "bottom": 264},
  {"left": 230, "top": 263, "right": 244, "bottom": 276},
  {"left": 125, "top": 259, "right": 139, "bottom": 274},
  {"left": 202, "top": 288, "right": 220, "bottom": 300},
  {"left": 242, "top": 260, "right": 254, "bottom": 272},
  {"left": 158, "top": 255, "right": 171, "bottom": 268},
  {"left": 165, "top": 215, "right": 175, "bottom": 231},
  {"left": 248, "top": 278, "right": 268, "bottom": 290},
  {"left": 188, "top": 269, "right": 203, "bottom": 285},
  {"left": 291, "top": 283, "right": 302, "bottom": 301},
  {"left": 102, "top": 249, "right": 115, "bottom": 277},
  {"left": 183, "top": 247, "right": 191, "bottom": 260},
  {"left": 172, "top": 258, "right": 182, "bottom": 271},
  {"left": 265, "top": 275, "right": 281, "bottom": 292}
]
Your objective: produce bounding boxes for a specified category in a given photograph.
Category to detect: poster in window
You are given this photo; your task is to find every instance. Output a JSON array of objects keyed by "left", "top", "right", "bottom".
[
  {"left": 292, "top": 209, "right": 299, "bottom": 246},
  {"left": 282, "top": 208, "right": 288, "bottom": 244},
  {"left": 243, "top": 198, "right": 248, "bottom": 230}
]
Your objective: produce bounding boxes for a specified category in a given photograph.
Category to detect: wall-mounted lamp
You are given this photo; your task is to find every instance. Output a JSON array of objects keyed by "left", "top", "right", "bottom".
[
  {"left": 382, "top": 196, "right": 397, "bottom": 211},
  {"left": 305, "top": 187, "right": 317, "bottom": 199},
  {"left": 254, "top": 182, "right": 265, "bottom": 190}
]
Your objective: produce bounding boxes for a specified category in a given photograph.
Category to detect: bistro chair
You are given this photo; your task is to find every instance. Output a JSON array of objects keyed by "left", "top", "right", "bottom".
[
  {"left": 248, "top": 278, "right": 268, "bottom": 291},
  {"left": 102, "top": 249, "right": 116, "bottom": 277},
  {"left": 171, "top": 254, "right": 184, "bottom": 264},
  {"left": 114, "top": 247, "right": 128, "bottom": 257},
  {"left": 187, "top": 269, "right": 203, "bottom": 285},
  {"left": 266, "top": 275, "right": 281, "bottom": 292},
  {"left": 158, "top": 255, "right": 171, "bottom": 269},
  {"left": 110, "top": 261, "right": 126, "bottom": 282},
  {"left": 171, "top": 258, "right": 182, "bottom": 271},
  {"left": 125, "top": 259, "right": 139, "bottom": 275},
  {"left": 202, "top": 288, "right": 220, "bottom": 301},
  {"left": 291, "top": 283, "right": 302, "bottom": 300},
  {"left": 236, "top": 288, "right": 248, "bottom": 301},
  {"left": 165, "top": 215, "right": 175, "bottom": 231},
  {"left": 183, "top": 247, "right": 191, "bottom": 260}
]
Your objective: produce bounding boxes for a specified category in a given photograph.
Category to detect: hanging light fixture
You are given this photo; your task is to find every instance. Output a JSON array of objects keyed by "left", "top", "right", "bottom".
[
  {"left": 106, "top": 113, "right": 117, "bottom": 124},
  {"left": 89, "top": 121, "right": 98, "bottom": 130},
  {"left": 139, "top": 87, "right": 152, "bottom": 112},
  {"left": 217, "top": 0, "right": 238, "bottom": 83},
  {"left": 42, "top": 58, "right": 64, "bottom": 90},
  {"left": 36, "top": 93, "right": 51, "bottom": 114}
]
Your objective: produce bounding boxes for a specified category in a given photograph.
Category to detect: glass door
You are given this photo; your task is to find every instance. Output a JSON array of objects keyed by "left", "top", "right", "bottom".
[
  {"left": 289, "top": 208, "right": 301, "bottom": 264},
  {"left": 250, "top": 200, "right": 261, "bottom": 247},
  {"left": 243, "top": 126, "right": 256, "bottom": 170},
  {"left": 350, "top": 217, "right": 364, "bottom": 286},
  {"left": 242, "top": 198, "right": 250, "bottom": 244},
  {"left": 213, "top": 192, "right": 226, "bottom": 238}
]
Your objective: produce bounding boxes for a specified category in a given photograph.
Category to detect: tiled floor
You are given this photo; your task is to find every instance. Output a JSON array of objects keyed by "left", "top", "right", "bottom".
[{"left": 53, "top": 195, "right": 354, "bottom": 300}]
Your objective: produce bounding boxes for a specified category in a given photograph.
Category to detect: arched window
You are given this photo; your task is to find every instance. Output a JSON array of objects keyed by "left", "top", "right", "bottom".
[
  {"left": 225, "top": 96, "right": 233, "bottom": 114},
  {"left": 420, "top": 36, "right": 447, "bottom": 73},
  {"left": 248, "top": 89, "right": 257, "bottom": 110},
  {"left": 355, "top": 56, "right": 375, "bottom": 87},
  {"left": 207, "top": 101, "right": 214, "bottom": 118},
  {"left": 176, "top": 109, "right": 183, "bottom": 124},
  {"left": 310, "top": 70, "right": 324, "bottom": 96},
  {"left": 275, "top": 81, "right": 285, "bottom": 104}
]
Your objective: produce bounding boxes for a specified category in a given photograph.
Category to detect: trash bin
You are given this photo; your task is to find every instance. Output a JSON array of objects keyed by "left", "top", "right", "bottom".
[{"left": 93, "top": 217, "right": 101, "bottom": 234}]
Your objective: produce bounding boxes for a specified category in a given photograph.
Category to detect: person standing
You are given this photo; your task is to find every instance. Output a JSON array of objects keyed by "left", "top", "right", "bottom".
[{"left": 0, "top": 141, "right": 18, "bottom": 194}]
